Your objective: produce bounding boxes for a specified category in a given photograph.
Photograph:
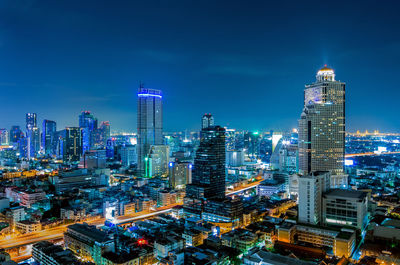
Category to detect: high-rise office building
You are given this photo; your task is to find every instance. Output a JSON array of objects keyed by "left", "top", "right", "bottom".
[
  {"left": 137, "top": 87, "right": 163, "bottom": 176},
  {"left": 79, "top": 111, "right": 98, "bottom": 154},
  {"left": 95, "top": 121, "right": 110, "bottom": 147},
  {"left": 10, "top": 126, "right": 23, "bottom": 143},
  {"left": 145, "top": 145, "right": 169, "bottom": 177},
  {"left": 184, "top": 125, "right": 226, "bottom": 217},
  {"left": 42, "top": 119, "right": 57, "bottom": 155},
  {"left": 26, "top": 113, "right": 37, "bottom": 131},
  {"left": 0, "top": 129, "right": 9, "bottom": 145},
  {"left": 169, "top": 161, "right": 192, "bottom": 189},
  {"left": 118, "top": 144, "right": 136, "bottom": 167},
  {"left": 27, "top": 127, "right": 40, "bottom": 158},
  {"left": 298, "top": 171, "right": 331, "bottom": 225},
  {"left": 25, "top": 113, "right": 40, "bottom": 158},
  {"left": 62, "top": 127, "right": 82, "bottom": 162},
  {"left": 201, "top": 113, "right": 214, "bottom": 129},
  {"left": 191, "top": 125, "right": 226, "bottom": 199},
  {"left": 244, "top": 131, "right": 260, "bottom": 159},
  {"left": 298, "top": 66, "right": 345, "bottom": 176}
]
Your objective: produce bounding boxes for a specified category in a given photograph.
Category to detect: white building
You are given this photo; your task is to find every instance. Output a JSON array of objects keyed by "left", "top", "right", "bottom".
[
  {"left": 120, "top": 144, "right": 136, "bottom": 167},
  {"left": 226, "top": 150, "right": 244, "bottom": 167},
  {"left": 298, "top": 171, "right": 330, "bottom": 225},
  {"left": 154, "top": 235, "right": 184, "bottom": 259},
  {"left": 322, "top": 189, "right": 368, "bottom": 229}
]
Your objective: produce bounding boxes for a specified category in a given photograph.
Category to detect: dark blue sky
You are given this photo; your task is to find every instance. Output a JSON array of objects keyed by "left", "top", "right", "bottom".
[{"left": 0, "top": 0, "right": 399, "bottom": 132}]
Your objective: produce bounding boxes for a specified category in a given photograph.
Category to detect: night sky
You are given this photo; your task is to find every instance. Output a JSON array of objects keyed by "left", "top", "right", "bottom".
[{"left": 0, "top": 0, "right": 399, "bottom": 132}]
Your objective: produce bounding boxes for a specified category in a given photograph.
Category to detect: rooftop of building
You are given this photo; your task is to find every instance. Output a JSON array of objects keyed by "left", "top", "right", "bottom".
[
  {"left": 67, "top": 223, "right": 112, "bottom": 243},
  {"left": 382, "top": 218, "right": 400, "bottom": 229},
  {"left": 373, "top": 225, "right": 400, "bottom": 240},
  {"left": 102, "top": 250, "right": 140, "bottom": 263},
  {"left": 323, "top": 189, "right": 367, "bottom": 199},
  {"left": 244, "top": 248, "right": 314, "bottom": 265},
  {"left": 33, "top": 241, "right": 82, "bottom": 265},
  {"left": 260, "top": 179, "right": 285, "bottom": 186},
  {"left": 17, "top": 220, "right": 39, "bottom": 225}
]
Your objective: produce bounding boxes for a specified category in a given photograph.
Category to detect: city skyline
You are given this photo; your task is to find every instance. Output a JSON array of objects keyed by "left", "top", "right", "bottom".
[{"left": 1, "top": 1, "right": 400, "bottom": 132}]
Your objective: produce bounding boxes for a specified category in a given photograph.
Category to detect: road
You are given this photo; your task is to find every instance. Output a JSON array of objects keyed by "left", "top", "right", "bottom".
[
  {"left": 345, "top": 151, "right": 400, "bottom": 158},
  {"left": 0, "top": 179, "right": 262, "bottom": 250}
]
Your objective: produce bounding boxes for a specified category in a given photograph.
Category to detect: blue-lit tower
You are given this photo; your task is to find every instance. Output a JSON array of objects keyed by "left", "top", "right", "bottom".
[
  {"left": 79, "top": 111, "right": 98, "bottom": 154},
  {"left": 42, "top": 119, "right": 57, "bottom": 156},
  {"left": 137, "top": 87, "right": 163, "bottom": 176}
]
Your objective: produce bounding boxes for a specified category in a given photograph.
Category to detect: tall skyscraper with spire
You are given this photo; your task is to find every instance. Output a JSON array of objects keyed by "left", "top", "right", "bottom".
[
  {"left": 137, "top": 87, "right": 163, "bottom": 176},
  {"left": 298, "top": 66, "right": 345, "bottom": 176}
]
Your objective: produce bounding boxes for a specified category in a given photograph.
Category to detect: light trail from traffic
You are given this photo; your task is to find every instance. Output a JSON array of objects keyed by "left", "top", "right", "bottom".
[{"left": 345, "top": 151, "right": 400, "bottom": 158}]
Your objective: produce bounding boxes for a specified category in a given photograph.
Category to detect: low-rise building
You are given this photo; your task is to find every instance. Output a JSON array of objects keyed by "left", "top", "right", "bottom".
[
  {"left": 221, "top": 228, "right": 259, "bottom": 253},
  {"left": 322, "top": 189, "right": 368, "bottom": 230},
  {"left": 154, "top": 234, "right": 185, "bottom": 259},
  {"left": 32, "top": 241, "right": 83, "bottom": 265},
  {"left": 277, "top": 221, "right": 356, "bottom": 258},
  {"left": 16, "top": 220, "right": 41, "bottom": 234},
  {"left": 64, "top": 223, "right": 114, "bottom": 264},
  {"left": 182, "top": 229, "right": 204, "bottom": 247}
]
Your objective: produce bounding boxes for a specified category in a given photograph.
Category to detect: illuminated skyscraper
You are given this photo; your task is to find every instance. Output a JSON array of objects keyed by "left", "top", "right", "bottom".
[
  {"left": 0, "top": 129, "right": 9, "bottom": 145},
  {"left": 191, "top": 126, "right": 226, "bottom": 199},
  {"left": 244, "top": 131, "right": 260, "bottom": 159},
  {"left": 298, "top": 66, "right": 345, "bottom": 175},
  {"left": 42, "top": 119, "right": 57, "bottom": 155},
  {"left": 10, "top": 126, "right": 23, "bottom": 143},
  {"left": 137, "top": 87, "right": 163, "bottom": 176},
  {"left": 96, "top": 121, "right": 110, "bottom": 147},
  {"left": 62, "top": 127, "right": 82, "bottom": 162},
  {"left": 26, "top": 113, "right": 37, "bottom": 131},
  {"left": 169, "top": 161, "right": 192, "bottom": 189},
  {"left": 201, "top": 113, "right": 214, "bottom": 129},
  {"left": 79, "top": 111, "right": 98, "bottom": 154},
  {"left": 184, "top": 125, "right": 226, "bottom": 217}
]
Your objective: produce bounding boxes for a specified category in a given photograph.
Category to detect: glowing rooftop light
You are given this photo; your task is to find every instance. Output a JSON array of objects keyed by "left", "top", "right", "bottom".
[
  {"left": 316, "top": 65, "right": 335, "bottom": 81},
  {"left": 138, "top": 93, "right": 162, "bottom": 98}
]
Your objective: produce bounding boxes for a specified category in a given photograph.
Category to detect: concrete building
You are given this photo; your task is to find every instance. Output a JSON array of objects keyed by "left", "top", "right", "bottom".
[
  {"left": 15, "top": 220, "right": 41, "bottom": 234},
  {"left": 169, "top": 162, "right": 192, "bottom": 189},
  {"left": 257, "top": 179, "right": 286, "bottom": 197},
  {"left": 64, "top": 223, "right": 114, "bottom": 264},
  {"left": 5, "top": 206, "right": 25, "bottom": 227},
  {"left": 298, "top": 171, "right": 330, "bottom": 225},
  {"left": 145, "top": 145, "right": 169, "bottom": 177},
  {"left": 0, "top": 197, "right": 10, "bottom": 212},
  {"left": 119, "top": 144, "right": 136, "bottom": 167},
  {"left": 49, "top": 168, "right": 109, "bottom": 193},
  {"left": 0, "top": 129, "right": 9, "bottom": 146},
  {"left": 322, "top": 189, "right": 368, "bottom": 229},
  {"left": 277, "top": 221, "right": 356, "bottom": 258},
  {"left": 154, "top": 234, "right": 185, "bottom": 259},
  {"left": 226, "top": 150, "right": 244, "bottom": 167},
  {"left": 80, "top": 149, "right": 106, "bottom": 169},
  {"left": 33, "top": 241, "right": 82, "bottom": 265}
]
